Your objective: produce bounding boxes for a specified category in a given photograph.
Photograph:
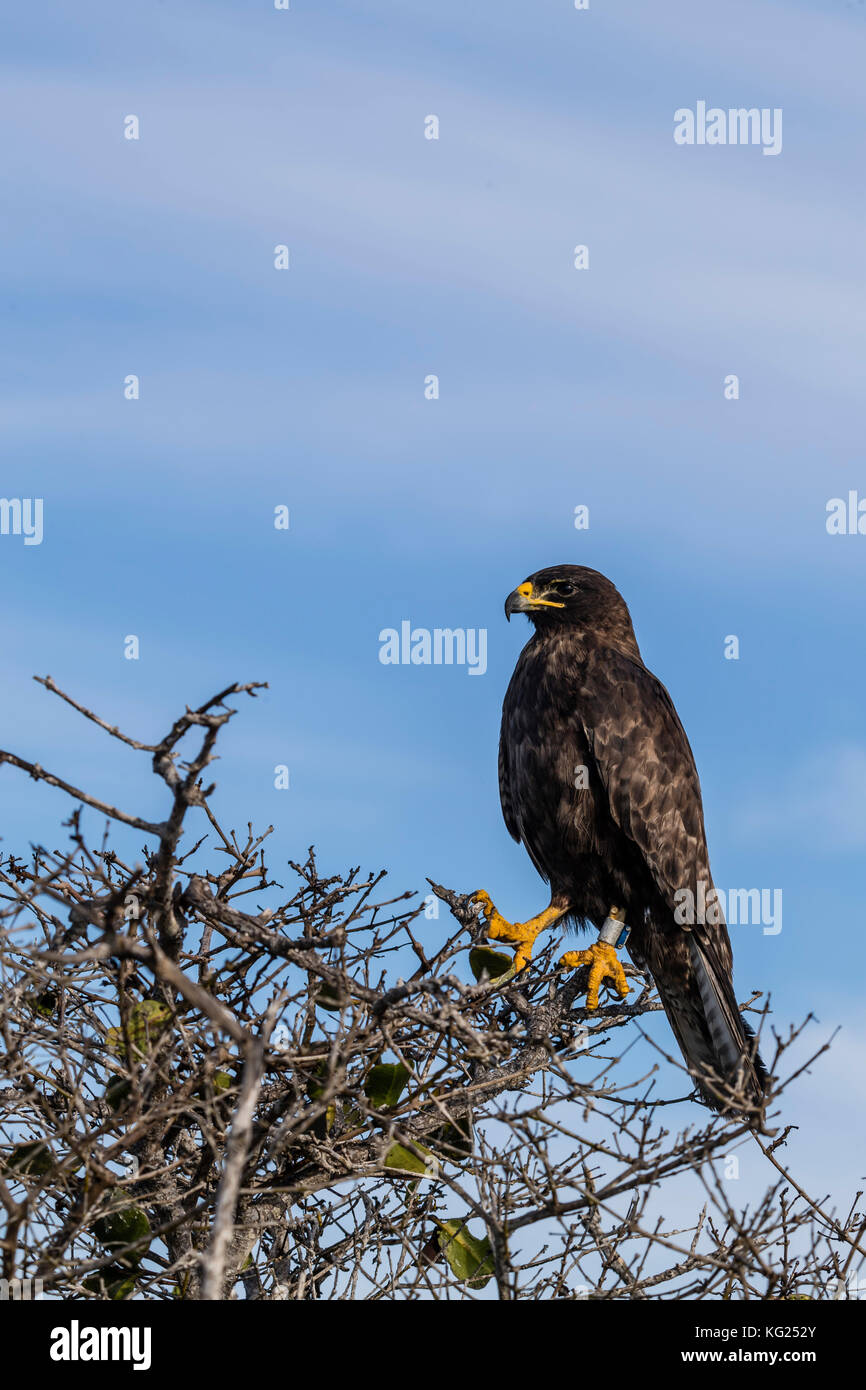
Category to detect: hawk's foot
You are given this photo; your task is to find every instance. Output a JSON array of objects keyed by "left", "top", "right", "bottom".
[
  {"left": 471, "top": 891, "right": 565, "bottom": 973},
  {"left": 560, "top": 941, "right": 630, "bottom": 1009}
]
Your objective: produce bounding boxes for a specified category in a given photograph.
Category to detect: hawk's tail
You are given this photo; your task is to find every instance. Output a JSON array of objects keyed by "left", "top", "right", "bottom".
[{"left": 653, "top": 933, "right": 767, "bottom": 1118}]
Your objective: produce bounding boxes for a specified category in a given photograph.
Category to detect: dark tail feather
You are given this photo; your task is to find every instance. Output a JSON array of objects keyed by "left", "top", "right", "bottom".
[{"left": 654, "top": 934, "right": 767, "bottom": 1118}]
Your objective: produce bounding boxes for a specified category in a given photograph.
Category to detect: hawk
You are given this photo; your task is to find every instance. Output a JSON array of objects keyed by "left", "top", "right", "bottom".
[{"left": 474, "top": 564, "right": 766, "bottom": 1115}]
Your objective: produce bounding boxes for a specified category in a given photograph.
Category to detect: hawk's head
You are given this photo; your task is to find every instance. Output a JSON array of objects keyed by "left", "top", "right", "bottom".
[{"left": 505, "top": 565, "right": 638, "bottom": 646}]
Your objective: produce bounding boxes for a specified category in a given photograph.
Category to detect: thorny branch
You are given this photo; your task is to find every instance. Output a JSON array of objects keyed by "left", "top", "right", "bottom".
[{"left": 0, "top": 678, "right": 861, "bottom": 1301}]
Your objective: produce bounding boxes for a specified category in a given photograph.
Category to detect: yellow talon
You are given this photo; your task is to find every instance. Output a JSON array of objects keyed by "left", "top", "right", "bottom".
[
  {"left": 471, "top": 891, "right": 565, "bottom": 973},
  {"left": 560, "top": 940, "right": 630, "bottom": 1009}
]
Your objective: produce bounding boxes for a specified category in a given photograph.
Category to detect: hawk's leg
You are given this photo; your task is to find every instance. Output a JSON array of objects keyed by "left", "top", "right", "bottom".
[
  {"left": 560, "top": 907, "right": 630, "bottom": 1009},
  {"left": 470, "top": 891, "right": 569, "bottom": 973}
]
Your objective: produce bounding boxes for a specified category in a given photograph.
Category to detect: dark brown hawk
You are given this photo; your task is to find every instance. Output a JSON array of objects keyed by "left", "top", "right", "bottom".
[{"left": 474, "top": 563, "right": 766, "bottom": 1115}]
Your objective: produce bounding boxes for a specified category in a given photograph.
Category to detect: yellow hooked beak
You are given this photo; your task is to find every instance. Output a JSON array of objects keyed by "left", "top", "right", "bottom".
[{"left": 504, "top": 581, "right": 565, "bottom": 620}]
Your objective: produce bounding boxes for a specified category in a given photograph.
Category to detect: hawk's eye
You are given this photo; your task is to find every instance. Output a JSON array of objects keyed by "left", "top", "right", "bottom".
[{"left": 554, "top": 582, "right": 576, "bottom": 597}]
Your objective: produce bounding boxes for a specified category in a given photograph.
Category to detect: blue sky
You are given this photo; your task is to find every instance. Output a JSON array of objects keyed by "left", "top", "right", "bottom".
[{"left": 1, "top": 0, "right": 865, "bottom": 1216}]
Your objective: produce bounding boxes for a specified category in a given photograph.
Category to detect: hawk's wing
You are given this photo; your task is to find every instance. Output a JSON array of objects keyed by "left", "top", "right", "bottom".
[
  {"left": 498, "top": 726, "right": 520, "bottom": 844},
  {"left": 498, "top": 685, "right": 558, "bottom": 883},
  {"left": 498, "top": 656, "right": 560, "bottom": 883},
  {"left": 578, "top": 648, "right": 717, "bottom": 927},
  {"left": 580, "top": 648, "right": 746, "bottom": 1085}
]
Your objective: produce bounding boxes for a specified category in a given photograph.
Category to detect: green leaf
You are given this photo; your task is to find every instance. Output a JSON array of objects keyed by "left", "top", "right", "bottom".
[
  {"left": 93, "top": 1207, "right": 151, "bottom": 1266},
  {"left": 307, "top": 1060, "right": 330, "bottom": 1101},
  {"left": 104, "top": 1078, "right": 132, "bottom": 1113},
  {"left": 314, "top": 982, "right": 344, "bottom": 1011},
  {"left": 431, "top": 1113, "right": 474, "bottom": 1163},
  {"left": 106, "top": 1001, "right": 173, "bottom": 1058},
  {"left": 306, "top": 1061, "right": 336, "bottom": 1136},
  {"left": 83, "top": 1267, "right": 138, "bottom": 1300},
  {"left": 194, "top": 1069, "right": 235, "bottom": 1105},
  {"left": 3, "top": 1141, "right": 54, "bottom": 1176},
  {"left": 468, "top": 947, "right": 513, "bottom": 982},
  {"left": 28, "top": 989, "right": 58, "bottom": 1017},
  {"left": 312, "top": 1102, "right": 337, "bottom": 1139},
  {"left": 364, "top": 1063, "right": 410, "bottom": 1110},
  {"left": 384, "top": 1142, "right": 439, "bottom": 1178},
  {"left": 437, "top": 1220, "right": 495, "bottom": 1289}
]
